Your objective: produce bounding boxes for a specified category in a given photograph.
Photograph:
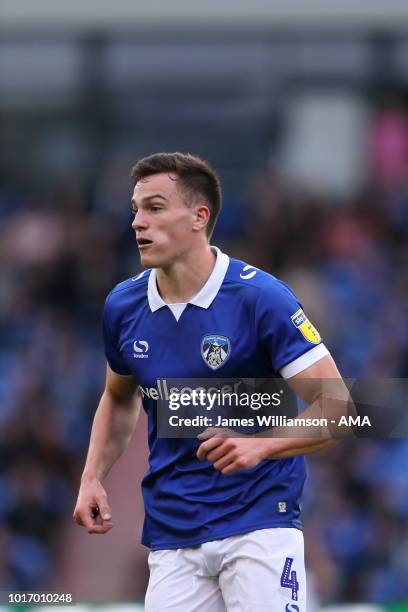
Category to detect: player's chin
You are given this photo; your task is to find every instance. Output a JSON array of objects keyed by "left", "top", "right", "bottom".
[
  {"left": 139, "top": 249, "right": 160, "bottom": 268},
  {"left": 139, "top": 247, "right": 171, "bottom": 269}
]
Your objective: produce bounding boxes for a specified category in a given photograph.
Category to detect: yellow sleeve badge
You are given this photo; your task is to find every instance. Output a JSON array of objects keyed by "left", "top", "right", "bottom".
[{"left": 291, "top": 308, "right": 321, "bottom": 344}]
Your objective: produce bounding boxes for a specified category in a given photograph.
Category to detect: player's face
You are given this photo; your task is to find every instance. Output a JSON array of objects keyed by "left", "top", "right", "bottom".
[{"left": 131, "top": 173, "right": 199, "bottom": 268}]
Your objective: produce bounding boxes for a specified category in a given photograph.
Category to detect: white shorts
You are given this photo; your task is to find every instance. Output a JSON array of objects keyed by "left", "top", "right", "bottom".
[{"left": 145, "top": 527, "right": 306, "bottom": 612}]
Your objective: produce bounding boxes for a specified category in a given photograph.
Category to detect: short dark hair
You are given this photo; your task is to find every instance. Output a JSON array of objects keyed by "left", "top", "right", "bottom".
[{"left": 130, "top": 152, "right": 222, "bottom": 238}]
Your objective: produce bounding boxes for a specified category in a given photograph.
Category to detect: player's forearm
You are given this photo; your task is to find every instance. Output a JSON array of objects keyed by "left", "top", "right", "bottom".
[
  {"left": 81, "top": 390, "right": 140, "bottom": 483},
  {"left": 261, "top": 436, "right": 337, "bottom": 460},
  {"left": 260, "top": 390, "right": 352, "bottom": 459}
]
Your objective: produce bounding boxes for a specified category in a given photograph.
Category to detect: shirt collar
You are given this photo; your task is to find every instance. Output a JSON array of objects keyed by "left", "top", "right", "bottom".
[{"left": 147, "top": 246, "right": 229, "bottom": 313}]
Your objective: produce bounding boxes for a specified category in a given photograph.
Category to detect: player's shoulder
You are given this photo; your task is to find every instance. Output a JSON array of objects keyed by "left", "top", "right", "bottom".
[
  {"left": 225, "top": 257, "right": 296, "bottom": 301},
  {"left": 105, "top": 269, "right": 150, "bottom": 309}
]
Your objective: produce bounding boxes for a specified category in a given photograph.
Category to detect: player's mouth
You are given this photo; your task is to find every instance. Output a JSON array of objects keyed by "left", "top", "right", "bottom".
[{"left": 137, "top": 237, "right": 154, "bottom": 250}]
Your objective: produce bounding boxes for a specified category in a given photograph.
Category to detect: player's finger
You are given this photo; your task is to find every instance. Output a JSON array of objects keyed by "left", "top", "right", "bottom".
[
  {"left": 73, "top": 511, "right": 85, "bottom": 526},
  {"left": 74, "top": 504, "right": 96, "bottom": 524},
  {"left": 196, "top": 436, "right": 225, "bottom": 460},
  {"left": 197, "top": 428, "right": 218, "bottom": 440},
  {"left": 197, "top": 427, "right": 229, "bottom": 440},
  {"left": 213, "top": 452, "right": 236, "bottom": 472},
  {"left": 87, "top": 522, "right": 113, "bottom": 535},
  {"left": 221, "top": 462, "right": 243, "bottom": 476},
  {"left": 82, "top": 510, "right": 113, "bottom": 533},
  {"left": 206, "top": 444, "right": 230, "bottom": 463},
  {"left": 96, "top": 501, "right": 112, "bottom": 521},
  {"left": 74, "top": 509, "right": 97, "bottom": 531}
]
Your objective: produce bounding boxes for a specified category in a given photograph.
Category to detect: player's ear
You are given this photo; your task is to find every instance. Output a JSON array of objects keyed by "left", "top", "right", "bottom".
[{"left": 192, "top": 204, "right": 210, "bottom": 232}]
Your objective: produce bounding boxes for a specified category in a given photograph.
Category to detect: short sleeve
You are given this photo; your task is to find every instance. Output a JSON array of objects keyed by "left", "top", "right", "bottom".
[
  {"left": 102, "top": 293, "right": 132, "bottom": 376},
  {"left": 256, "top": 280, "right": 328, "bottom": 376}
]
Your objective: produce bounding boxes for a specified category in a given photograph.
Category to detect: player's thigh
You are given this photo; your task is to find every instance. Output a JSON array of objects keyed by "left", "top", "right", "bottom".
[
  {"left": 219, "top": 527, "right": 306, "bottom": 612},
  {"left": 145, "top": 548, "right": 226, "bottom": 612}
]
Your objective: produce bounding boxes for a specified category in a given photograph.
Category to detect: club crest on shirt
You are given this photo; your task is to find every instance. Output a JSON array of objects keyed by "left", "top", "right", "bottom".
[
  {"left": 201, "top": 335, "right": 231, "bottom": 370},
  {"left": 291, "top": 308, "right": 321, "bottom": 344}
]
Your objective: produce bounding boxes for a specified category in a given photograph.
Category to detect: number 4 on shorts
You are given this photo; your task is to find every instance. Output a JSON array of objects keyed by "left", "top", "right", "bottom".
[{"left": 280, "top": 557, "right": 299, "bottom": 601}]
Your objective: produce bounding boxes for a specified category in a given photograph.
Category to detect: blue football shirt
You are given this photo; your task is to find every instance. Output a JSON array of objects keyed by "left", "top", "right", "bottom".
[{"left": 102, "top": 247, "right": 329, "bottom": 550}]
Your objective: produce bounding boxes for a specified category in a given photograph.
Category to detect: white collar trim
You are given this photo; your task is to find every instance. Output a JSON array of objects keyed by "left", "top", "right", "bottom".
[{"left": 147, "top": 246, "right": 229, "bottom": 313}]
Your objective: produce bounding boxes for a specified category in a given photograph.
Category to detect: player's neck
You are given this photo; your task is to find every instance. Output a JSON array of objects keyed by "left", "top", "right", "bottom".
[{"left": 156, "top": 244, "right": 216, "bottom": 304}]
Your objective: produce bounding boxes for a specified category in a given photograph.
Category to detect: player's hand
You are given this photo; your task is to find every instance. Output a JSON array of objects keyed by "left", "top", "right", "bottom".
[
  {"left": 196, "top": 428, "right": 270, "bottom": 475},
  {"left": 73, "top": 477, "right": 113, "bottom": 534}
]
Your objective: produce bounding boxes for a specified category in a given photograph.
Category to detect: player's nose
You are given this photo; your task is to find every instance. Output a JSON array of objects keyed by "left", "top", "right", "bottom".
[{"left": 132, "top": 209, "right": 148, "bottom": 231}]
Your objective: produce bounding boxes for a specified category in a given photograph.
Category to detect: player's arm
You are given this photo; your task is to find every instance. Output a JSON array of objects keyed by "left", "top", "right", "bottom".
[
  {"left": 260, "top": 353, "right": 352, "bottom": 459},
  {"left": 198, "top": 355, "right": 352, "bottom": 474},
  {"left": 73, "top": 365, "right": 140, "bottom": 533}
]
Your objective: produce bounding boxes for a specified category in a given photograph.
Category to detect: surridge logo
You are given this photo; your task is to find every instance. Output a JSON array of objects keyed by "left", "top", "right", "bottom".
[
  {"left": 133, "top": 340, "right": 149, "bottom": 359},
  {"left": 240, "top": 265, "right": 257, "bottom": 280},
  {"left": 285, "top": 605, "right": 299, "bottom": 612}
]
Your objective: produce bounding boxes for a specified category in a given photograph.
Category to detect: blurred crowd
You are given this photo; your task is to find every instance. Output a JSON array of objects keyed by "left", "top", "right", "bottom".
[{"left": 0, "top": 106, "right": 408, "bottom": 605}]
